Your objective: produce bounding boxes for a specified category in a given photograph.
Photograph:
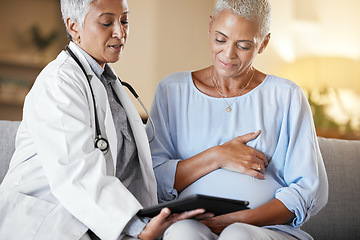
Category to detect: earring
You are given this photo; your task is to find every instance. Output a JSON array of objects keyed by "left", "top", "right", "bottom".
[{"left": 75, "top": 36, "right": 81, "bottom": 44}]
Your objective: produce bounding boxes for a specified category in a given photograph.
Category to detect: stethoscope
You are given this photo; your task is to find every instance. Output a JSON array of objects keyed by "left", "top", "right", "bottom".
[{"left": 65, "top": 46, "right": 155, "bottom": 154}]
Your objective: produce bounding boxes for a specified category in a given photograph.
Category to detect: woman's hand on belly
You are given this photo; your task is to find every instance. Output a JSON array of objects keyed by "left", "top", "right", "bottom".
[
  {"left": 175, "top": 131, "right": 268, "bottom": 192},
  {"left": 215, "top": 131, "right": 268, "bottom": 179}
]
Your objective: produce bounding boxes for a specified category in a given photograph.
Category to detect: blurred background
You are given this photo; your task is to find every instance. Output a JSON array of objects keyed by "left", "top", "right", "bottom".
[{"left": 0, "top": 0, "right": 359, "bottom": 139}]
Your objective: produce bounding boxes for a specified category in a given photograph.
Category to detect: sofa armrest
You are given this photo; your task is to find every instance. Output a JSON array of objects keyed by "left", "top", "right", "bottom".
[{"left": 302, "top": 137, "right": 360, "bottom": 239}]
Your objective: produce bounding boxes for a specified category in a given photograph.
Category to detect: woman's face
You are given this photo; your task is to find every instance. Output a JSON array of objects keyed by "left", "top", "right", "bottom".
[
  {"left": 209, "top": 10, "right": 268, "bottom": 79},
  {"left": 77, "top": 0, "right": 129, "bottom": 67}
]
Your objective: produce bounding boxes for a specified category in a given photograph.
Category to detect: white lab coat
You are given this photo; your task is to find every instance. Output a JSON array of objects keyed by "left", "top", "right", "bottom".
[{"left": 0, "top": 42, "right": 157, "bottom": 240}]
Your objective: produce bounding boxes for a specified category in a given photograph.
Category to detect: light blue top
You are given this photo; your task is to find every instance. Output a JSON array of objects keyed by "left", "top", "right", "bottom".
[{"left": 146, "top": 71, "right": 328, "bottom": 240}]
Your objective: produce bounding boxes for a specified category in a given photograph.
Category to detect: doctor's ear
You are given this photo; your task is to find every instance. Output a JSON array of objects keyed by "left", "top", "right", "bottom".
[
  {"left": 66, "top": 18, "right": 81, "bottom": 43},
  {"left": 208, "top": 15, "right": 214, "bottom": 37}
]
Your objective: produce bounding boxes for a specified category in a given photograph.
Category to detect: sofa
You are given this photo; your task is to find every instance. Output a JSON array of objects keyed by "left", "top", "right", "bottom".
[{"left": 0, "top": 120, "right": 359, "bottom": 239}]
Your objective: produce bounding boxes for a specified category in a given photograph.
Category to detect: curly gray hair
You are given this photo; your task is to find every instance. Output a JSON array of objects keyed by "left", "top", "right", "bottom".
[
  {"left": 60, "top": 0, "right": 94, "bottom": 40},
  {"left": 212, "top": 0, "right": 272, "bottom": 39}
]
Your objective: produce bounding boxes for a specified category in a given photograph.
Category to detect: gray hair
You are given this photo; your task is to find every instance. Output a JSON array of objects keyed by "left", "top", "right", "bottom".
[
  {"left": 60, "top": 0, "right": 94, "bottom": 40},
  {"left": 212, "top": 0, "right": 272, "bottom": 39}
]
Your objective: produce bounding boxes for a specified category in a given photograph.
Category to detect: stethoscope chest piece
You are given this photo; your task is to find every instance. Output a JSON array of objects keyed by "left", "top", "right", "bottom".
[{"left": 95, "top": 135, "right": 109, "bottom": 154}]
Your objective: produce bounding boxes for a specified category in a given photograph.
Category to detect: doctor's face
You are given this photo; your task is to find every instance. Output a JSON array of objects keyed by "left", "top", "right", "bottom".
[{"left": 77, "top": 0, "right": 129, "bottom": 68}]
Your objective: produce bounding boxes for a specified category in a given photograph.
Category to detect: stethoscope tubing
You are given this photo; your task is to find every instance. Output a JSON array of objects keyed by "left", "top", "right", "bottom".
[
  {"left": 65, "top": 46, "right": 155, "bottom": 153},
  {"left": 120, "top": 81, "right": 155, "bottom": 142}
]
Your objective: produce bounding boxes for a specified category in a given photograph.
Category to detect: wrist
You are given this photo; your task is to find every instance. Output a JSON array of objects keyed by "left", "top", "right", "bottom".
[
  {"left": 138, "top": 228, "right": 153, "bottom": 240},
  {"left": 208, "top": 145, "right": 223, "bottom": 169}
]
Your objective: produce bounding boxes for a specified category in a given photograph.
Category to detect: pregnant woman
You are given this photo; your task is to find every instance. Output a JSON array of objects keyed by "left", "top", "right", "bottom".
[{"left": 146, "top": 0, "right": 328, "bottom": 239}]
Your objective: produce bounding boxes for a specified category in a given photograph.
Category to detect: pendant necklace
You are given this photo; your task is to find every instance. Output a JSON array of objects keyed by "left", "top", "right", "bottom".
[{"left": 211, "top": 66, "right": 255, "bottom": 112}]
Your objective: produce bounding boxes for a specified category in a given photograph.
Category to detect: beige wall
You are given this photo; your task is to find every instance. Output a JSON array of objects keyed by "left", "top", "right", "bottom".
[
  {"left": 0, "top": 0, "right": 67, "bottom": 62},
  {"left": 263, "top": 0, "right": 360, "bottom": 90},
  {"left": 114, "top": 0, "right": 360, "bottom": 115},
  {"left": 0, "top": 0, "right": 68, "bottom": 120},
  {"left": 1, "top": 0, "right": 360, "bottom": 122},
  {"left": 113, "top": 0, "right": 215, "bottom": 116}
]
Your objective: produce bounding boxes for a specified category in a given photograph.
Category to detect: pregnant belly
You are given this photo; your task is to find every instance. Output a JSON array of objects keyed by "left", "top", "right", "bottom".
[{"left": 179, "top": 169, "right": 283, "bottom": 209}]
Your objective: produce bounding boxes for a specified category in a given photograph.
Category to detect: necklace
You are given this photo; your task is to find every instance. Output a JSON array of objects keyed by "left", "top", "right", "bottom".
[{"left": 211, "top": 67, "right": 255, "bottom": 112}]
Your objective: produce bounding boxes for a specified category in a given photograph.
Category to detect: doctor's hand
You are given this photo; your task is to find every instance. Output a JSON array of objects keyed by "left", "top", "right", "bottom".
[
  {"left": 215, "top": 131, "right": 268, "bottom": 179},
  {"left": 138, "top": 207, "right": 208, "bottom": 240}
]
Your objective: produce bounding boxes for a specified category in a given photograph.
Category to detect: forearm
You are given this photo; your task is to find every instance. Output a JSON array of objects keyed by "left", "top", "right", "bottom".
[
  {"left": 201, "top": 198, "right": 295, "bottom": 234},
  {"left": 235, "top": 198, "right": 295, "bottom": 227},
  {"left": 174, "top": 146, "right": 220, "bottom": 192}
]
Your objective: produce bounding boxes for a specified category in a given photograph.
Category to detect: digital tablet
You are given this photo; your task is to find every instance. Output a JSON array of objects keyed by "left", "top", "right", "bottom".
[{"left": 137, "top": 194, "right": 249, "bottom": 218}]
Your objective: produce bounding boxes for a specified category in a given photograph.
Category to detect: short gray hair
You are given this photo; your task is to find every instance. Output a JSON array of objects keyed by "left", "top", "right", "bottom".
[
  {"left": 212, "top": 0, "right": 272, "bottom": 39},
  {"left": 60, "top": 0, "right": 94, "bottom": 40}
]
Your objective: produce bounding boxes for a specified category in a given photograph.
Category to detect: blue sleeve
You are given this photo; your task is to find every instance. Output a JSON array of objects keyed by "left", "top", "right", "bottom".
[
  {"left": 146, "top": 83, "right": 180, "bottom": 202},
  {"left": 275, "top": 86, "right": 328, "bottom": 227},
  {"left": 122, "top": 215, "right": 149, "bottom": 238}
]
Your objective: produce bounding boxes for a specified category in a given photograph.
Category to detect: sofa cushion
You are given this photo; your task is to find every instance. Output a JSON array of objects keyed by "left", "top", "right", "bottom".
[
  {"left": 301, "top": 137, "right": 360, "bottom": 240},
  {"left": 0, "top": 121, "right": 20, "bottom": 182},
  {"left": 1, "top": 120, "right": 359, "bottom": 239}
]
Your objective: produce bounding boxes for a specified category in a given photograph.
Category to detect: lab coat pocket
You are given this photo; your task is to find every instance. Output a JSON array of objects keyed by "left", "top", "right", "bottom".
[{"left": 0, "top": 190, "right": 56, "bottom": 239}]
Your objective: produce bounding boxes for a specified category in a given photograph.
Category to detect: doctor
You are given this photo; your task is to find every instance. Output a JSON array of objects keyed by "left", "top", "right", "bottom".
[{"left": 0, "top": 0, "right": 206, "bottom": 239}]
